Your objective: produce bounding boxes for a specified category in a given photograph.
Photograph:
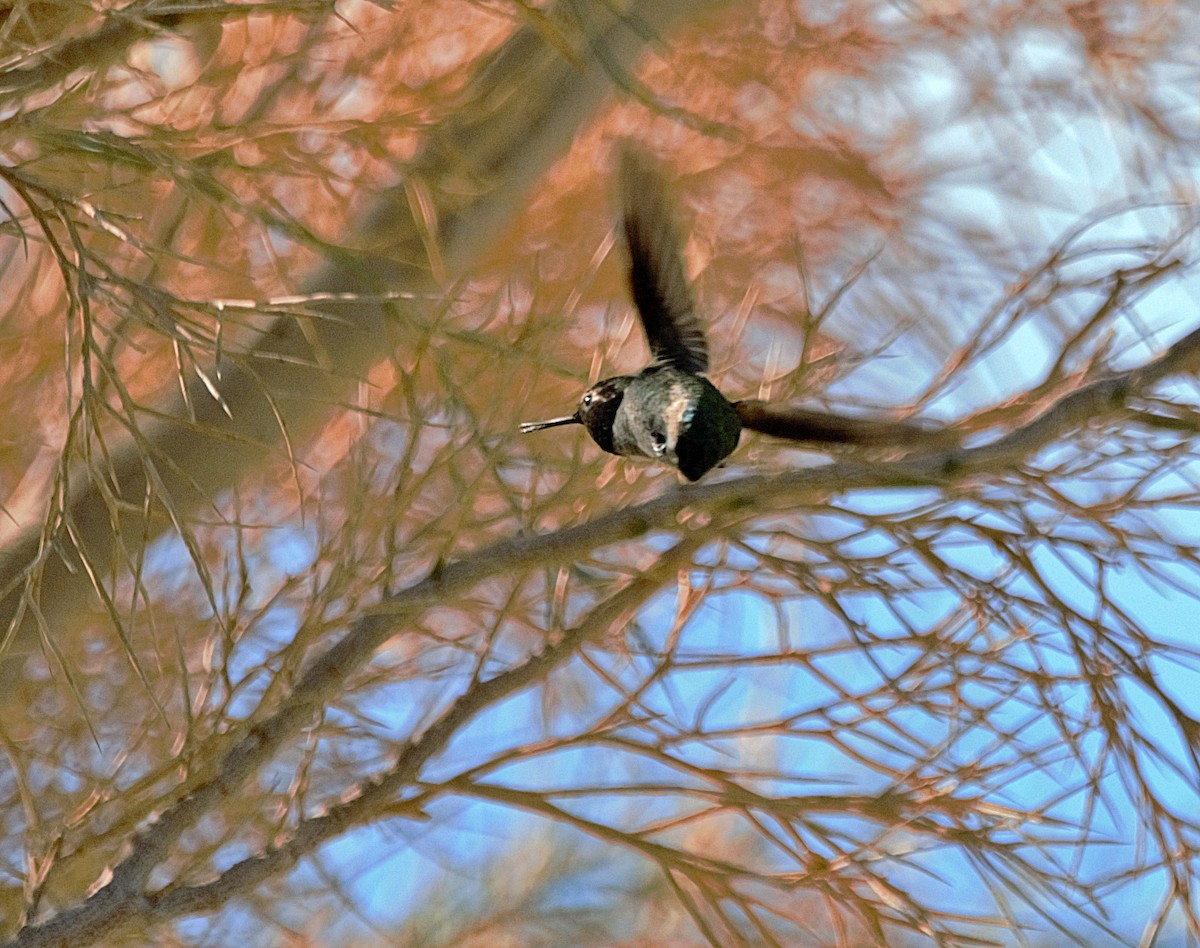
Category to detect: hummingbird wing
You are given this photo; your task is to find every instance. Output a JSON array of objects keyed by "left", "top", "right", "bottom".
[
  {"left": 619, "top": 146, "right": 709, "bottom": 375},
  {"left": 734, "top": 400, "right": 963, "bottom": 449}
]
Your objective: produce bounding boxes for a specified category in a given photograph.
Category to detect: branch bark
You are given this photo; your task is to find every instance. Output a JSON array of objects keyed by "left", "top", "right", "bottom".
[
  {"left": 0, "top": 0, "right": 733, "bottom": 700},
  {"left": 10, "top": 315, "right": 1200, "bottom": 948}
]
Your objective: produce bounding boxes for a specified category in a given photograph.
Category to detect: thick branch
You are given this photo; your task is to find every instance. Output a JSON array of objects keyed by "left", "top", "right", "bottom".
[
  {"left": 10, "top": 318, "right": 1200, "bottom": 947},
  {"left": 11, "top": 534, "right": 705, "bottom": 948},
  {"left": 0, "top": 0, "right": 733, "bottom": 695}
]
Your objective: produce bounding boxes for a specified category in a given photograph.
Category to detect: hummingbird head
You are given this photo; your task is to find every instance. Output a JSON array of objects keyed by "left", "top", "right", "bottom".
[
  {"left": 518, "top": 375, "right": 633, "bottom": 455},
  {"left": 575, "top": 376, "right": 631, "bottom": 453}
]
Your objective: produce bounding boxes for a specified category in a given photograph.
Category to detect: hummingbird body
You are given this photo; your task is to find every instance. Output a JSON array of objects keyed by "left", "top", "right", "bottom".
[
  {"left": 610, "top": 368, "right": 740, "bottom": 482},
  {"left": 528, "top": 367, "right": 741, "bottom": 482},
  {"left": 521, "top": 145, "right": 741, "bottom": 482},
  {"left": 521, "top": 143, "right": 951, "bottom": 473}
]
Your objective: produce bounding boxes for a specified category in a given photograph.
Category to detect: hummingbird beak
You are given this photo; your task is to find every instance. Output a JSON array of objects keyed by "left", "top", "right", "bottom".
[{"left": 519, "top": 412, "right": 581, "bottom": 433}]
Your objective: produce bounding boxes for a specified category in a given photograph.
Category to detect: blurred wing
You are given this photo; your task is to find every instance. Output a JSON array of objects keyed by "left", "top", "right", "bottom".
[
  {"left": 619, "top": 145, "right": 709, "bottom": 374},
  {"left": 734, "top": 400, "right": 963, "bottom": 449}
]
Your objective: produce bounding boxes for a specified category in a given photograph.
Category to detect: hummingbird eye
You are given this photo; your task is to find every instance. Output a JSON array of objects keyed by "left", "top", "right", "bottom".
[{"left": 582, "top": 393, "right": 593, "bottom": 406}]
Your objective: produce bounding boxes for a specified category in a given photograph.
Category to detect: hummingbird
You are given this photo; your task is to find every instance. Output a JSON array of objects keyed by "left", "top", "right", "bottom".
[
  {"left": 520, "top": 145, "right": 959, "bottom": 480},
  {"left": 520, "top": 146, "right": 741, "bottom": 482}
]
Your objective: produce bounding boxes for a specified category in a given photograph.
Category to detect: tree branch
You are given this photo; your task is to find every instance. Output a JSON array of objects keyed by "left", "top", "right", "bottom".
[
  {"left": 10, "top": 312, "right": 1200, "bottom": 946},
  {"left": 10, "top": 533, "right": 706, "bottom": 948},
  {"left": 0, "top": 0, "right": 733, "bottom": 698}
]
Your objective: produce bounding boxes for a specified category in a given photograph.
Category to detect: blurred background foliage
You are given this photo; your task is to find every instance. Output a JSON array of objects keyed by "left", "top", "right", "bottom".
[{"left": 2, "top": 0, "right": 1200, "bottom": 945}]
